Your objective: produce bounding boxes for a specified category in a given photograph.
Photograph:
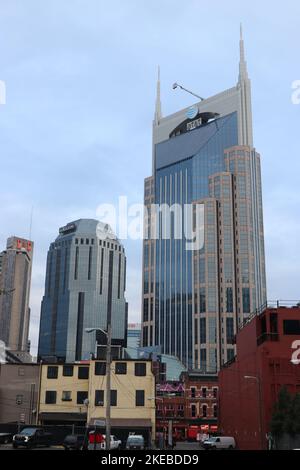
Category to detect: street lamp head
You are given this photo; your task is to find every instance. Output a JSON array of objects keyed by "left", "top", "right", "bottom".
[
  {"left": 172, "top": 82, "right": 178, "bottom": 90},
  {"left": 85, "top": 327, "right": 107, "bottom": 335},
  {"left": 85, "top": 328, "right": 96, "bottom": 334}
]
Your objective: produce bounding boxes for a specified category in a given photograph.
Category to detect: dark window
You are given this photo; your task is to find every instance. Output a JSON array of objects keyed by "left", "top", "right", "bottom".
[
  {"left": 111, "top": 390, "right": 117, "bottom": 406},
  {"left": 143, "top": 298, "right": 149, "bottom": 322},
  {"left": 135, "top": 362, "right": 146, "bottom": 376},
  {"left": 62, "top": 391, "right": 72, "bottom": 401},
  {"left": 75, "top": 292, "right": 85, "bottom": 361},
  {"left": 99, "top": 248, "right": 104, "bottom": 294},
  {"left": 202, "top": 387, "right": 207, "bottom": 398},
  {"left": 283, "top": 320, "right": 300, "bottom": 335},
  {"left": 88, "top": 246, "right": 93, "bottom": 280},
  {"left": 227, "top": 348, "right": 235, "bottom": 361},
  {"left": 213, "top": 405, "right": 218, "bottom": 418},
  {"left": 115, "top": 362, "right": 127, "bottom": 375},
  {"left": 270, "top": 313, "right": 278, "bottom": 334},
  {"left": 77, "top": 391, "right": 88, "bottom": 404},
  {"left": 74, "top": 246, "right": 79, "bottom": 279},
  {"left": 143, "top": 326, "right": 148, "bottom": 347},
  {"left": 95, "top": 362, "right": 106, "bottom": 375},
  {"left": 226, "top": 287, "right": 234, "bottom": 313},
  {"left": 117, "top": 253, "right": 121, "bottom": 299},
  {"left": 242, "top": 288, "right": 250, "bottom": 313},
  {"left": 95, "top": 390, "right": 104, "bottom": 406},
  {"left": 226, "top": 318, "right": 234, "bottom": 343},
  {"left": 191, "top": 387, "right": 196, "bottom": 398},
  {"left": 16, "top": 394, "right": 23, "bottom": 405},
  {"left": 136, "top": 390, "right": 145, "bottom": 406},
  {"left": 78, "top": 367, "right": 89, "bottom": 379},
  {"left": 47, "top": 366, "right": 58, "bottom": 379},
  {"left": 202, "top": 405, "right": 207, "bottom": 418},
  {"left": 191, "top": 404, "right": 197, "bottom": 418},
  {"left": 200, "top": 318, "right": 206, "bottom": 343},
  {"left": 63, "top": 365, "right": 74, "bottom": 377},
  {"left": 45, "top": 391, "right": 57, "bottom": 404}
]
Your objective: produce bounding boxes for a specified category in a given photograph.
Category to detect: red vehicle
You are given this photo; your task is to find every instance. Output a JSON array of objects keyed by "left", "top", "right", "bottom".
[{"left": 187, "top": 426, "right": 199, "bottom": 441}]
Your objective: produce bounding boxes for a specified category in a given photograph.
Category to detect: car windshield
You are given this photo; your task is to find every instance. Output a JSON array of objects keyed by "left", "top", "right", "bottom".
[
  {"left": 20, "top": 428, "right": 37, "bottom": 436},
  {"left": 128, "top": 437, "right": 143, "bottom": 443}
]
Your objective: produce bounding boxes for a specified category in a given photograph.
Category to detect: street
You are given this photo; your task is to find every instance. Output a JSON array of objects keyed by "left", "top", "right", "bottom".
[{"left": 0, "top": 441, "right": 202, "bottom": 451}]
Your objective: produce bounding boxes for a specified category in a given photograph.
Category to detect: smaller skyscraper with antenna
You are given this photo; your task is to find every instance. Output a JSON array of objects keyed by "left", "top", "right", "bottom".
[{"left": 0, "top": 237, "right": 34, "bottom": 358}]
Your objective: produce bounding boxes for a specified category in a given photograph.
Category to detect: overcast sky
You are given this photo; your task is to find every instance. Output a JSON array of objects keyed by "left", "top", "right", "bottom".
[{"left": 0, "top": 0, "right": 299, "bottom": 355}]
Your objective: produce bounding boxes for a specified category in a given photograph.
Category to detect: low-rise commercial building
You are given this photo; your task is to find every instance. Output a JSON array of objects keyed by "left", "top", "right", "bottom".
[
  {"left": 156, "top": 372, "right": 218, "bottom": 440},
  {"left": 0, "top": 363, "right": 40, "bottom": 425},
  {"left": 219, "top": 303, "right": 300, "bottom": 450},
  {"left": 38, "top": 359, "right": 156, "bottom": 444}
]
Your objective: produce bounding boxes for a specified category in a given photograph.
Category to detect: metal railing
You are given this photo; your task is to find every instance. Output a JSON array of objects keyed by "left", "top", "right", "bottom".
[{"left": 239, "top": 300, "right": 300, "bottom": 331}]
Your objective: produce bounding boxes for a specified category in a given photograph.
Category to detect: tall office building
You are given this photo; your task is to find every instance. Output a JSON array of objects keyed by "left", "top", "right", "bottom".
[
  {"left": 127, "top": 323, "right": 141, "bottom": 350},
  {"left": 38, "top": 219, "right": 127, "bottom": 362},
  {"left": 0, "top": 237, "right": 34, "bottom": 354},
  {"left": 141, "top": 28, "right": 267, "bottom": 370}
]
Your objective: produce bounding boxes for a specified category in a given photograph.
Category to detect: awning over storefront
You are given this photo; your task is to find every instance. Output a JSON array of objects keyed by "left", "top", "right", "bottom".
[{"left": 39, "top": 412, "right": 87, "bottom": 422}]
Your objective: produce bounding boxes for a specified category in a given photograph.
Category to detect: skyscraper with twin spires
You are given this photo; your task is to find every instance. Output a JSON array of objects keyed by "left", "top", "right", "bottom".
[{"left": 141, "top": 27, "right": 267, "bottom": 370}]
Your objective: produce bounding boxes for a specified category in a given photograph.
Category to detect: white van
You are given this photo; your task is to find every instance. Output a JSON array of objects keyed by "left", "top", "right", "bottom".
[{"left": 202, "top": 436, "right": 236, "bottom": 450}]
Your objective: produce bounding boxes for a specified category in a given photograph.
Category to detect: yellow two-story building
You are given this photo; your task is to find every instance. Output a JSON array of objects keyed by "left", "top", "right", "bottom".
[{"left": 38, "top": 359, "right": 156, "bottom": 444}]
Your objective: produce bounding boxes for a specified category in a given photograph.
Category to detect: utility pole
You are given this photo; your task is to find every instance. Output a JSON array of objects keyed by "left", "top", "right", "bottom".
[{"left": 105, "top": 311, "right": 112, "bottom": 451}]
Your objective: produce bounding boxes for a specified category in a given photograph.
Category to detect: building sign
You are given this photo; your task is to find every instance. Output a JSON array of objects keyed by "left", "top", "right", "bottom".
[
  {"left": 17, "top": 240, "right": 32, "bottom": 252},
  {"left": 169, "top": 112, "right": 220, "bottom": 139},
  {"left": 186, "top": 105, "right": 199, "bottom": 120},
  {"left": 59, "top": 223, "right": 77, "bottom": 235},
  {"left": 186, "top": 117, "right": 203, "bottom": 132}
]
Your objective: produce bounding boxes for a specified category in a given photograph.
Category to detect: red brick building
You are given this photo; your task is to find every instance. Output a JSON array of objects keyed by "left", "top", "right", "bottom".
[
  {"left": 156, "top": 372, "right": 218, "bottom": 440},
  {"left": 219, "top": 303, "right": 300, "bottom": 450}
]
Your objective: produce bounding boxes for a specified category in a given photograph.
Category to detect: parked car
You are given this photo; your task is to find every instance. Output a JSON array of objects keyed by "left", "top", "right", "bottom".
[
  {"left": 63, "top": 434, "right": 86, "bottom": 450},
  {"left": 126, "top": 435, "right": 145, "bottom": 450},
  {"left": 12, "top": 427, "right": 53, "bottom": 449},
  {"left": 0, "top": 433, "right": 13, "bottom": 444},
  {"left": 202, "top": 436, "right": 236, "bottom": 450},
  {"left": 88, "top": 433, "right": 121, "bottom": 450}
]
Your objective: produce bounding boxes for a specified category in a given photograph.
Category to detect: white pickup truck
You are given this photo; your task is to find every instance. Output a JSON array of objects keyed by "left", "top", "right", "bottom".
[{"left": 88, "top": 433, "right": 122, "bottom": 450}]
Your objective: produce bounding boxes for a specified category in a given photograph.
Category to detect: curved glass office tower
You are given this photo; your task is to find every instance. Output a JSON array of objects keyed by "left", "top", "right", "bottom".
[
  {"left": 141, "top": 29, "right": 267, "bottom": 370},
  {"left": 38, "top": 219, "right": 127, "bottom": 362}
]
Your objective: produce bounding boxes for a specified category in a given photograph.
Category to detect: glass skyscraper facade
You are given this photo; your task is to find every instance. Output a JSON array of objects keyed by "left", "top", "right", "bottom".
[
  {"left": 38, "top": 219, "right": 127, "bottom": 362},
  {"left": 142, "top": 30, "right": 267, "bottom": 370}
]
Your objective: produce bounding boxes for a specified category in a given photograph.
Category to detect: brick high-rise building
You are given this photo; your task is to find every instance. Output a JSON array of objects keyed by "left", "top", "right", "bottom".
[{"left": 0, "top": 237, "right": 34, "bottom": 355}]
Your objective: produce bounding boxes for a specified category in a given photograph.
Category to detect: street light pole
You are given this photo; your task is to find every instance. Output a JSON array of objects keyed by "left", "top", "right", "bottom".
[{"left": 85, "top": 325, "right": 112, "bottom": 451}]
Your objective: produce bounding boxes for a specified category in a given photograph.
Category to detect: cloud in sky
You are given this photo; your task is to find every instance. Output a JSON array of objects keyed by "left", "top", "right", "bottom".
[{"left": 0, "top": 0, "right": 299, "bottom": 354}]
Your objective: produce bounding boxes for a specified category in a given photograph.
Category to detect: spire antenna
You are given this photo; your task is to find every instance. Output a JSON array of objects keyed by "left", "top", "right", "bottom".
[
  {"left": 154, "top": 65, "right": 162, "bottom": 125},
  {"left": 239, "top": 23, "right": 248, "bottom": 82}
]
